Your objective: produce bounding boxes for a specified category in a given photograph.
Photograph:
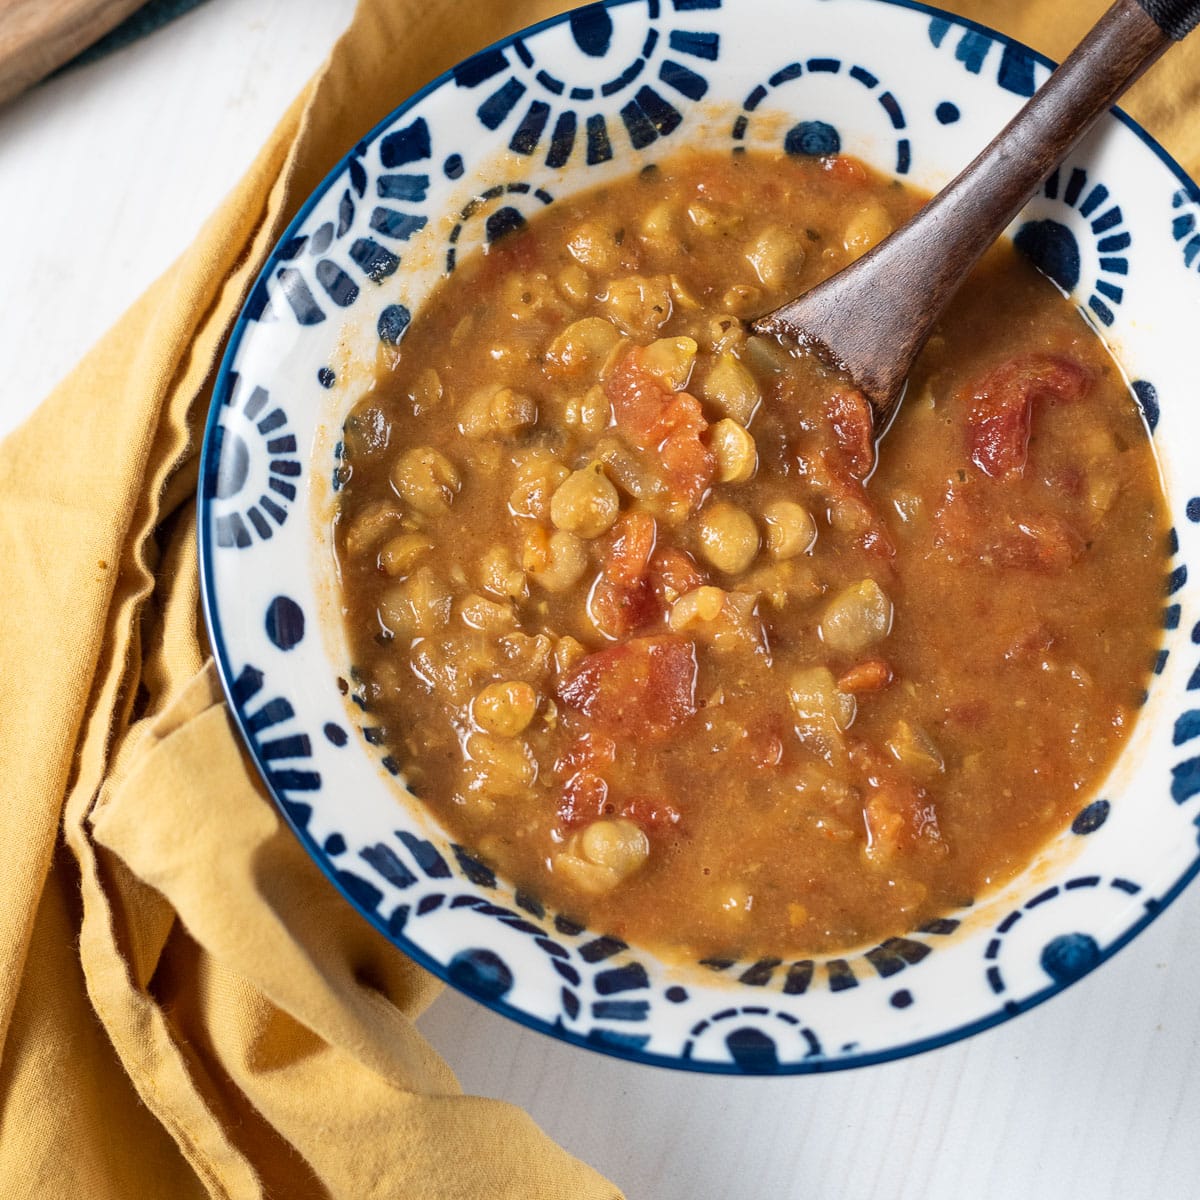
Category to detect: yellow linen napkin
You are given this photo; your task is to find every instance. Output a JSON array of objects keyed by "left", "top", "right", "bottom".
[{"left": 0, "top": 1, "right": 1197, "bottom": 1196}]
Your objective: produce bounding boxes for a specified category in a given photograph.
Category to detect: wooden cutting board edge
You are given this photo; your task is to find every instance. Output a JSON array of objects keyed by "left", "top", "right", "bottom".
[{"left": 0, "top": 0, "right": 150, "bottom": 107}]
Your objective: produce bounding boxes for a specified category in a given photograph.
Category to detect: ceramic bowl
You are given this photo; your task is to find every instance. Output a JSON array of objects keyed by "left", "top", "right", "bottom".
[{"left": 199, "top": 0, "right": 1200, "bottom": 1074}]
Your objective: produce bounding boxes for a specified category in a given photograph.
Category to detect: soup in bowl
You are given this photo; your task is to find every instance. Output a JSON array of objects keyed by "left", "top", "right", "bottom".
[{"left": 200, "top": 0, "right": 1200, "bottom": 1072}]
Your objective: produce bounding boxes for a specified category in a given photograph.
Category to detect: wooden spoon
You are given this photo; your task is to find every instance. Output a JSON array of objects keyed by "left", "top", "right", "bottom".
[
  {"left": 0, "top": 0, "right": 148, "bottom": 108},
  {"left": 752, "top": 0, "right": 1200, "bottom": 434}
]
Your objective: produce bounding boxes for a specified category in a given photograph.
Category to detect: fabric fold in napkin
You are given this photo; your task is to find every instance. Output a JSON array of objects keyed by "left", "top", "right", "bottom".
[{"left": 0, "top": 0, "right": 1197, "bottom": 1195}]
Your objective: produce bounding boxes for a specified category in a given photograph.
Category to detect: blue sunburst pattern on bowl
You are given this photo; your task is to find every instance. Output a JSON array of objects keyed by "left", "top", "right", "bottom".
[{"left": 199, "top": 0, "right": 1200, "bottom": 1073}]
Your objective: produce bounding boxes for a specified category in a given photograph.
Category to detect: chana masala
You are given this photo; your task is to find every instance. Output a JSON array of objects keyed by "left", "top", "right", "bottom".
[{"left": 333, "top": 148, "right": 1166, "bottom": 959}]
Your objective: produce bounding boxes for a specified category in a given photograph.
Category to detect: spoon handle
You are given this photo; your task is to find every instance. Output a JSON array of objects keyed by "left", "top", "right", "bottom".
[{"left": 754, "top": 0, "right": 1191, "bottom": 428}]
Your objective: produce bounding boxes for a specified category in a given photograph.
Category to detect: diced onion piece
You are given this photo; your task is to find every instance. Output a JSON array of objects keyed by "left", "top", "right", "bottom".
[
  {"left": 456, "top": 593, "right": 516, "bottom": 633},
  {"left": 885, "top": 720, "right": 944, "bottom": 777},
  {"left": 407, "top": 367, "right": 443, "bottom": 414},
  {"left": 788, "top": 667, "right": 857, "bottom": 751}
]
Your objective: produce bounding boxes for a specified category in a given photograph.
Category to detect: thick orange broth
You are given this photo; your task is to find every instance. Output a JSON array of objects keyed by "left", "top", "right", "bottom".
[{"left": 332, "top": 147, "right": 1165, "bottom": 960}]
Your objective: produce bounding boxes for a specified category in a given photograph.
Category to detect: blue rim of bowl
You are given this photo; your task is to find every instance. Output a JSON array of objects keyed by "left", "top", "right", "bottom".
[{"left": 198, "top": 0, "right": 1200, "bottom": 1074}]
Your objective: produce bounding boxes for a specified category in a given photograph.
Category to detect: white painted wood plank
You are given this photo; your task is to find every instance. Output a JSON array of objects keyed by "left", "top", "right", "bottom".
[{"left": 0, "top": 0, "right": 357, "bottom": 434}]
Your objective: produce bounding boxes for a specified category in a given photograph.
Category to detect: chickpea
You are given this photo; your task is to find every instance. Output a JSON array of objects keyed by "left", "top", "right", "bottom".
[
  {"left": 705, "top": 314, "right": 747, "bottom": 356},
  {"left": 463, "top": 732, "right": 536, "bottom": 793},
  {"left": 602, "top": 275, "right": 673, "bottom": 337},
  {"left": 668, "top": 586, "right": 727, "bottom": 632},
  {"left": 720, "top": 284, "right": 764, "bottom": 318},
  {"left": 473, "top": 681, "right": 538, "bottom": 737},
  {"left": 342, "top": 401, "right": 390, "bottom": 460},
  {"left": 553, "top": 855, "right": 613, "bottom": 895},
  {"left": 457, "top": 593, "right": 516, "bottom": 633},
  {"left": 457, "top": 388, "right": 495, "bottom": 439},
  {"left": 343, "top": 501, "right": 401, "bottom": 559},
  {"left": 563, "top": 385, "right": 612, "bottom": 436},
  {"left": 550, "top": 463, "right": 620, "bottom": 539},
  {"left": 499, "top": 272, "right": 555, "bottom": 319},
  {"left": 379, "top": 532, "right": 433, "bottom": 577},
  {"left": 567, "top": 222, "right": 620, "bottom": 271},
  {"left": 490, "top": 387, "right": 537, "bottom": 434},
  {"left": 557, "top": 263, "right": 591, "bottom": 305},
  {"left": 708, "top": 418, "right": 757, "bottom": 484},
  {"left": 580, "top": 819, "right": 649, "bottom": 876},
  {"left": 702, "top": 351, "right": 760, "bottom": 424},
  {"left": 407, "top": 367, "right": 443, "bottom": 415},
  {"left": 641, "top": 336, "right": 698, "bottom": 391},
  {"left": 820, "top": 579, "right": 893, "bottom": 654},
  {"left": 697, "top": 502, "right": 759, "bottom": 575},
  {"left": 509, "top": 456, "right": 569, "bottom": 520},
  {"left": 843, "top": 203, "right": 893, "bottom": 255},
  {"left": 546, "top": 317, "right": 621, "bottom": 376},
  {"left": 479, "top": 545, "right": 527, "bottom": 600},
  {"left": 554, "top": 635, "right": 587, "bottom": 676},
  {"left": 524, "top": 528, "right": 588, "bottom": 593},
  {"left": 554, "top": 818, "right": 649, "bottom": 894},
  {"left": 762, "top": 499, "right": 817, "bottom": 559},
  {"left": 745, "top": 226, "right": 806, "bottom": 290},
  {"left": 640, "top": 201, "right": 676, "bottom": 248},
  {"left": 391, "top": 447, "right": 460, "bottom": 515},
  {"left": 378, "top": 566, "right": 452, "bottom": 637}
]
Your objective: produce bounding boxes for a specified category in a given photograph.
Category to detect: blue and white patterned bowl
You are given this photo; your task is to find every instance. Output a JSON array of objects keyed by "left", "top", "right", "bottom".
[{"left": 198, "top": 0, "right": 1200, "bottom": 1073}]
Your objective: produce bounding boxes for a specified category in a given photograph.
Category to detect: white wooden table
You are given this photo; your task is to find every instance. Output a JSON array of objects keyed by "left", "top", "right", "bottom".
[{"left": 2, "top": 3, "right": 1197, "bottom": 1196}]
